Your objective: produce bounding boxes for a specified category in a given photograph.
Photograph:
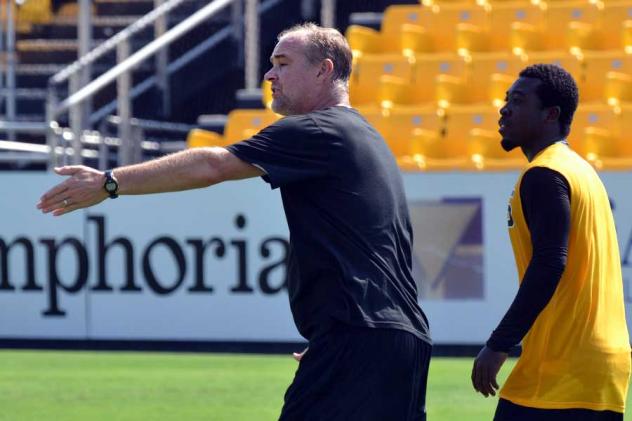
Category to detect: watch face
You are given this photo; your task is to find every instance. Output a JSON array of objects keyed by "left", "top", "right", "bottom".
[{"left": 105, "top": 181, "right": 117, "bottom": 192}]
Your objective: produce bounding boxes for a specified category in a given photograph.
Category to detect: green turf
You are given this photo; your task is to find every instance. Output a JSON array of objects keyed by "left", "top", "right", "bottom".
[{"left": 0, "top": 351, "right": 628, "bottom": 420}]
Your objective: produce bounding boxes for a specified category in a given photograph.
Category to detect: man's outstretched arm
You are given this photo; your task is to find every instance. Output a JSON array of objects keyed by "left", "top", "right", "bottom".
[{"left": 37, "top": 147, "right": 263, "bottom": 216}]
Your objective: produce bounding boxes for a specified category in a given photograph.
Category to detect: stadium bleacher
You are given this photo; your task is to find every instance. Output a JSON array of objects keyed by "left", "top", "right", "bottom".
[
  {"left": 2, "top": 0, "right": 632, "bottom": 171},
  {"left": 342, "top": 0, "right": 632, "bottom": 171},
  {"left": 188, "top": 0, "right": 632, "bottom": 171}
]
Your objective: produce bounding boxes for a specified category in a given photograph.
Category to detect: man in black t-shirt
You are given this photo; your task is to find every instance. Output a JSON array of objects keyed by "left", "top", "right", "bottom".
[{"left": 38, "top": 23, "right": 431, "bottom": 421}]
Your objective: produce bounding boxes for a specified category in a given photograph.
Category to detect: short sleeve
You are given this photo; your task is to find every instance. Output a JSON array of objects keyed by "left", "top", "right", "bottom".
[{"left": 226, "top": 114, "right": 331, "bottom": 189}]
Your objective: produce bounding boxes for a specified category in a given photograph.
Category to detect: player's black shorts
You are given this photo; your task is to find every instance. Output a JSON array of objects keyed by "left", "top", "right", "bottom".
[
  {"left": 494, "top": 398, "right": 624, "bottom": 421},
  {"left": 278, "top": 325, "right": 432, "bottom": 421}
]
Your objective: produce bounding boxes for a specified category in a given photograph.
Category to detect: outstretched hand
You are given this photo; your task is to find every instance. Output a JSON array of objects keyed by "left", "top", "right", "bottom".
[
  {"left": 37, "top": 166, "right": 109, "bottom": 216},
  {"left": 471, "top": 346, "right": 508, "bottom": 397}
]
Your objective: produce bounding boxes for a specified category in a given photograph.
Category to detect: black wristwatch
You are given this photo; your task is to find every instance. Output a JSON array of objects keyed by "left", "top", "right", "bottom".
[{"left": 104, "top": 170, "right": 119, "bottom": 199}]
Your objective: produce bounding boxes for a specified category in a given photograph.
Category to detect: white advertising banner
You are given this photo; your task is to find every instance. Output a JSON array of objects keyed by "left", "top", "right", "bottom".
[{"left": 0, "top": 172, "right": 630, "bottom": 345}]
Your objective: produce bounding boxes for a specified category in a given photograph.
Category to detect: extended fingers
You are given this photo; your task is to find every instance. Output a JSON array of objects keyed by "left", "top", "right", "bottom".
[
  {"left": 54, "top": 165, "right": 84, "bottom": 176},
  {"left": 38, "top": 181, "right": 70, "bottom": 208},
  {"left": 38, "top": 189, "right": 71, "bottom": 213},
  {"left": 51, "top": 200, "right": 80, "bottom": 217},
  {"left": 39, "top": 195, "right": 73, "bottom": 214}
]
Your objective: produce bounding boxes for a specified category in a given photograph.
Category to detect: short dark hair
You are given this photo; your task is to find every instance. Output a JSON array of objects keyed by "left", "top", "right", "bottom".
[
  {"left": 519, "top": 64, "right": 579, "bottom": 137},
  {"left": 279, "top": 23, "right": 353, "bottom": 83}
]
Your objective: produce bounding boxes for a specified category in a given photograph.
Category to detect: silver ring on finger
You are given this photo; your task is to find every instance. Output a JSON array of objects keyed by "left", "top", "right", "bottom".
[{"left": 63, "top": 198, "right": 70, "bottom": 207}]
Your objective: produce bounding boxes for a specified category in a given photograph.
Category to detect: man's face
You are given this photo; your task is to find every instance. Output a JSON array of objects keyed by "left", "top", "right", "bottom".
[
  {"left": 264, "top": 34, "right": 321, "bottom": 116},
  {"left": 499, "top": 77, "right": 548, "bottom": 152}
]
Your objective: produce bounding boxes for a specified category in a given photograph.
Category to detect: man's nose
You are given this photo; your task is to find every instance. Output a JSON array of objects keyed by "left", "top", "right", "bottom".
[
  {"left": 500, "top": 105, "right": 509, "bottom": 116},
  {"left": 264, "top": 68, "right": 276, "bottom": 81}
]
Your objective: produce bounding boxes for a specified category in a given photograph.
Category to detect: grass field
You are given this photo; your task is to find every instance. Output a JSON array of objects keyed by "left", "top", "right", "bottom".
[{"left": 0, "top": 351, "right": 629, "bottom": 420}]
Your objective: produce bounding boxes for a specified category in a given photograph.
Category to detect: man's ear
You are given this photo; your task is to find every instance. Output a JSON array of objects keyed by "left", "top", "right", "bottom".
[
  {"left": 317, "top": 59, "right": 334, "bottom": 79},
  {"left": 545, "top": 106, "right": 561, "bottom": 123}
]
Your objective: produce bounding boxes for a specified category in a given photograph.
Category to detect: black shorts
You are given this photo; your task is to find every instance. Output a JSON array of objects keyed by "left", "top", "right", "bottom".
[
  {"left": 279, "top": 325, "right": 432, "bottom": 421},
  {"left": 494, "top": 398, "right": 624, "bottom": 421}
]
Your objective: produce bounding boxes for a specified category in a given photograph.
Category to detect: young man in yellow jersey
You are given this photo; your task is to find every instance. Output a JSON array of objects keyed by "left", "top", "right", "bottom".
[{"left": 471, "top": 64, "right": 631, "bottom": 420}]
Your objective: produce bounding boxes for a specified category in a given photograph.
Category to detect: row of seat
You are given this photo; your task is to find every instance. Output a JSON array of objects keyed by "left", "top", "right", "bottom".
[
  {"left": 349, "top": 50, "right": 632, "bottom": 107},
  {"left": 347, "top": 1, "right": 632, "bottom": 56},
  {"left": 187, "top": 0, "right": 632, "bottom": 171},
  {"left": 186, "top": 102, "right": 632, "bottom": 171},
  {"left": 417, "top": 0, "right": 608, "bottom": 4},
  {"left": 361, "top": 103, "right": 632, "bottom": 170},
  {"left": 187, "top": 109, "right": 280, "bottom": 149}
]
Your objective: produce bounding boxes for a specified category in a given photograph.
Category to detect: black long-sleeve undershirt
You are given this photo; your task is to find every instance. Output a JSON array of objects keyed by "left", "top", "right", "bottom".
[{"left": 487, "top": 166, "right": 571, "bottom": 353}]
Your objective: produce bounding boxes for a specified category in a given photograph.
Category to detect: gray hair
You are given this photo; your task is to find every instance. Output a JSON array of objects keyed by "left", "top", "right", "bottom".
[{"left": 278, "top": 23, "right": 352, "bottom": 83}]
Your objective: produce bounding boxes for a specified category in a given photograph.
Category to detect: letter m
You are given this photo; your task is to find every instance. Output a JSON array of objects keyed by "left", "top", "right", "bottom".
[{"left": 0, "top": 237, "right": 40, "bottom": 291}]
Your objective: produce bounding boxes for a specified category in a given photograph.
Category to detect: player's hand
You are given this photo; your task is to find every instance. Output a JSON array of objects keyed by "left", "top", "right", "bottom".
[
  {"left": 37, "top": 166, "right": 109, "bottom": 216},
  {"left": 292, "top": 347, "right": 308, "bottom": 362},
  {"left": 471, "top": 345, "right": 508, "bottom": 397}
]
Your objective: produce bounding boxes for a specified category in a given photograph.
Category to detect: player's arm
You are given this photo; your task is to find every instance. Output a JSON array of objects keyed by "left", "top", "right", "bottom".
[
  {"left": 487, "top": 166, "right": 570, "bottom": 351},
  {"left": 472, "top": 166, "right": 570, "bottom": 397},
  {"left": 37, "top": 147, "right": 263, "bottom": 216}
]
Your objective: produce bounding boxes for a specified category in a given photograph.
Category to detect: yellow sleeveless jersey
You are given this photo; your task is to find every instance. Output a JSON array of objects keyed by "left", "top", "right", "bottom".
[{"left": 501, "top": 142, "right": 631, "bottom": 412}]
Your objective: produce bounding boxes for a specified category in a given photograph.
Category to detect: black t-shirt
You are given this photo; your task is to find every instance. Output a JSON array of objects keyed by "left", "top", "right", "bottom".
[{"left": 226, "top": 106, "right": 430, "bottom": 343}]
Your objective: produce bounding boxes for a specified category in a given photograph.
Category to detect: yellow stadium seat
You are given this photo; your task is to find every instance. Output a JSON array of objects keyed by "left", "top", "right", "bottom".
[
  {"left": 614, "top": 104, "right": 632, "bottom": 157},
  {"left": 401, "top": 23, "right": 436, "bottom": 56},
  {"left": 510, "top": 20, "right": 545, "bottom": 54},
  {"left": 522, "top": 51, "right": 581, "bottom": 82},
  {"left": 456, "top": 2, "right": 545, "bottom": 54},
  {"left": 445, "top": 105, "right": 521, "bottom": 168},
  {"left": 411, "top": 53, "right": 468, "bottom": 106},
  {"left": 383, "top": 106, "right": 443, "bottom": 154},
  {"left": 568, "top": 103, "right": 618, "bottom": 158},
  {"left": 490, "top": 2, "right": 545, "bottom": 53},
  {"left": 382, "top": 106, "right": 464, "bottom": 171},
  {"left": 580, "top": 127, "right": 632, "bottom": 170},
  {"left": 17, "top": 0, "right": 52, "bottom": 26},
  {"left": 186, "top": 129, "right": 226, "bottom": 148},
  {"left": 508, "top": 2, "right": 600, "bottom": 53},
  {"left": 425, "top": 3, "right": 489, "bottom": 53},
  {"left": 581, "top": 51, "right": 632, "bottom": 103},
  {"left": 437, "top": 52, "right": 525, "bottom": 106},
  {"left": 604, "top": 72, "right": 632, "bottom": 106},
  {"left": 467, "top": 128, "right": 525, "bottom": 170},
  {"left": 345, "top": 25, "right": 382, "bottom": 57},
  {"left": 624, "top": 20, "right": 632, "bottom": 53},
  {"left": 561, "top": 0, "right": 632, "bottom": 53},
  {"left": 543, "top": 2, "right": 601, "bottom": 52},
  {"left": 223, "top": 109, "right": 280, "bottom": 144},
  {"left": 350, "top": 54, "right": 414, "bottom": 107},
  {"left": 384, "top": 3, "right": 488, "bottom": 55},
  {"left": 470, "top": 53, "right": 524, "bottom": 105},
  {"left": 381, "top": 5, "right": 431, "bottom": 53}
]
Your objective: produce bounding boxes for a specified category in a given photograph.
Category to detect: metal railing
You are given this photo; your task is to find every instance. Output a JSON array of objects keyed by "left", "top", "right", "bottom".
[
  {"left": 45, "top": 0, "right": 268, "bottom": 169},
  {"left": 0, "top": 1, "right": 18, "bottom": 142},
  {"left": 47, "top": 0, "right": 217, "bottom": 168},
  {"left": 3, "top": 0, "right": 337, "bottom": 169}
]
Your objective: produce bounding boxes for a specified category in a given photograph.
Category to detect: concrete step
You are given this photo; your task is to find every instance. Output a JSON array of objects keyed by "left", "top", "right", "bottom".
[
  {"left": 0, "top": 88, "right": 47, "bottom": 115},
  {"left": 16, "top": 38, "right": 157, "bottom": 65},
  {"left": 95, "top": 0, "right": 156, "bottom": 17},
  {"left": 22, "top": 16, "right": 153, "bottom": 40},
  {"left": 94, "top": 0, "right": 219, "bottom": 18}
]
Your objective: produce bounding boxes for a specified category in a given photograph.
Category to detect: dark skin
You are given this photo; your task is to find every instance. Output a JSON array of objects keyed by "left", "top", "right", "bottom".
[{"left": 471, "top": 76, "right": 567, "bottom": 398}]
